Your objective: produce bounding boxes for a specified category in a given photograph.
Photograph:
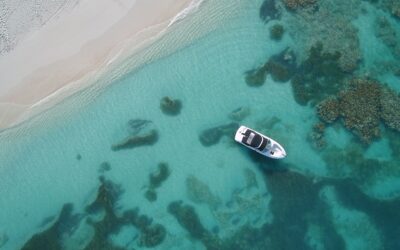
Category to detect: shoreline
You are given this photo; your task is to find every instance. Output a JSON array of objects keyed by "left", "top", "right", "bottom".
[{"left": 0, "top": 0, "right": 193, "bottom": 130}]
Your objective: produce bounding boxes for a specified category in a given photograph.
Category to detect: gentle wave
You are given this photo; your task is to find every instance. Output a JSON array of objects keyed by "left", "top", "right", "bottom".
[{"left": 168, "top": 0, "right": 206, "bottom": 27}]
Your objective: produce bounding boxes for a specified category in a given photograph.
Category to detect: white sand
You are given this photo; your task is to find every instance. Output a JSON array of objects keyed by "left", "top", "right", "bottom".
[{"left": 0, "top": 0, "right": 192, "bottom": 129}]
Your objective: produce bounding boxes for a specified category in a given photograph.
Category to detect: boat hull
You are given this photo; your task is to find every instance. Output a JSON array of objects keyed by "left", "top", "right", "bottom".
[{"left": 234, "top": 125, "right": 286, "bottom": 159}]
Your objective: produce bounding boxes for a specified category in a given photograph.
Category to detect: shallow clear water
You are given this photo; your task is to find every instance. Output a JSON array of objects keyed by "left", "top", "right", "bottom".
[{"left": 1, "top": 0, "right": 400, "bottom": 249}]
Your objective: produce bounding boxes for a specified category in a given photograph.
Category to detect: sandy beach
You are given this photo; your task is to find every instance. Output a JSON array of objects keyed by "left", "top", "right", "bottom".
[{"left": 0, "top": 0, "right": 192, "bottom": 130}]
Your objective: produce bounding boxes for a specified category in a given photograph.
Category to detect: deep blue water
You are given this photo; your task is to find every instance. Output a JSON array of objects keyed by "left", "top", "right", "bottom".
[{"left": 1, "top": 0, "right": 400, "bottom": 249}]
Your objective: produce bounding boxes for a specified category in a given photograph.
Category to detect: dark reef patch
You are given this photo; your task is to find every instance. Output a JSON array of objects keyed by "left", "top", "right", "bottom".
[
  {"left": 111, "top": 129, "right": 158, "bottom": 151},
  {"left": 260, "top": 0, "right": 281, "bottom": 23},
  {"left": 269, "top": 24, "right": 285, "bottom": 41},
  {"left": 245, "top": 48, "right": 296, "bottom": 86},
  {"left": 127, "top": 119, "right": 152, "bottom": 135},
  {"left": 98, "top": 161, "right": 111, "bottom": 173},
  {"left": 21, "top": 203, "right": 82, "bottom": 250},
  {"left": 160, "top": 96, "right": 182, "bottom": 116},
  {"left": 291, "top": 42, "right": 347, "bottom": 106},
  {"left": 199, "top": 122, "right": 239, "bottom": 146},
  {"left": 144, "top": 162, "right": 171, "bottom": 202},
  {"left": 83, "top": 177, "right": 167, "bottom": 249},
  {"left": 228, "top": 107, "right": 250, "bottom": 121}
]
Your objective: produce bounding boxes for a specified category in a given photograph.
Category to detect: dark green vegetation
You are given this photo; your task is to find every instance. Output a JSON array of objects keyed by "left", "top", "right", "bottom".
[
  {"left": 144, "top": 163, "right": 171, "bottom": 202},
  {"left": 111, "top": 129, "right": 158, "bottom": 151},
  {"left": 269, "top": 24, "right": 285, "bottom": 41},
  {"left": 199, "top": 122, "right": 239, "bottom": 146},
  {"left": 160, "top": 96, "right": 182, "bottom": 116}
]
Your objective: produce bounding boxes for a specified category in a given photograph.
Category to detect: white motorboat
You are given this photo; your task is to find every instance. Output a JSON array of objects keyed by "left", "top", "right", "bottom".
[{"left": 234, "top": 125, "right": 286, "bottom": 159}]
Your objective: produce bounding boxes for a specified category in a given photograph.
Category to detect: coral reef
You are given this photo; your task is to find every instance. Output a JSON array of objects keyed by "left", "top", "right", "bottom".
[
  {"left": 380, "top": 88, "right": 400, "bottom": 132},
  {"left": 76, "top": 154, "right": 82, "bottom": 160},
  {"left": 228, "top": 107, "right": 250, "bottom": 121},
  {"left": 0, "top": 232, "right": 8, "bottom": 248},
  {"left": 259, "top": 0, "right": 281, "bottom": 22},
  {"left": 282, "top": 0, "right": 317, "bottom": 10},
  {"left": 286, "top": 0, "right": 361, "bottom": 73},
  {"left": 291, "top": 42, "right": 346, "bottom": 106},
  {"left": 144, "top": 162, "right": 171, "bottom": 202},
  {"left": 245, "top": 48, "right": 296, "bottom": 86},
  {"left": 84, "top": 177, "right": 167, "bottom": 249},
  {"left": 317, "top": 97, "right": 340, "bottom": 123},
  {"left": 186, "top": 175, "right": 222, "bottom": 209},
  {"left": 98, "top": 161, "right": 111, "bottom": 173},
  {"left": 316, "top": 78, "right": 400, "bottom": 143},
  {"left": 269, "top": 24, "right": 285, "bottom": 41},
  {"left": 244, "top": 65, "right": 268, "bottom": 87},
  {"left": 160, "top": 96, "right": 182, "bottom": 116},
  {"left": 111, "top": 129, "right": 158, "bottom": 151},
  {"left": 21, "top": 204, "right": 82, "bottom": 250},
  {"left": 374, "top": 17, "right": 400, "bottom": 59},
  {"left": 127, "top": 119, "right": 152, "bottom": 135},
  {"left": 199, "top": 122, "right": 239, "bottom": 146},
  {"left": 308, "top": 122, "right": 326, "bottom": 150}
]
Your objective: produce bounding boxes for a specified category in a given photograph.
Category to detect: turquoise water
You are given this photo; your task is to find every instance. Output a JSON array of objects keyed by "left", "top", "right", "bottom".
[{"left": 1, "top": 0, "right": 400, "bottom": 249}]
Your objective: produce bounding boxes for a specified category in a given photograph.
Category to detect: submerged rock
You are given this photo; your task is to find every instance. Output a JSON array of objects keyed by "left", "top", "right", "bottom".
[
  {"left": 111, "top": 129, "right": 158, "bottom": 151},
  {"left": 160, "top": 96, "right": 182, "bottom": 116},
  {"left": 199, "top": 122, "right": 239, "bottom": 146}
]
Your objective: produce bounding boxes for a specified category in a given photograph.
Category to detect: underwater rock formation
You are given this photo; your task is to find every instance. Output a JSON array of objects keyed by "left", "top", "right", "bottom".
[
  {"left": 0, "top": 233, "right": 8, "bottom": 248},
  {"left": 138, "top": 223, "right": 166, "bottom": 248},
  {"left": 282, "top": 0, "right": 317, "bottom": 10},
  {"left": 76, "top": 154, "right": 82, "bottom": 161},
  {"left": 186, "top": 175, "right": 222, "bottom": 209},
  {"left": 160, "top": 96, "right": 182, "bottom": 116},
  {"left": 269, "top": 24, "right": 285, "bottom": 41},
  {"left": 259, "top": 0, "right": 281, "bottom": 22},
  {"left": 228, "top": 107, "right": 250, "bottom": 121},
  {"left": 144, "top": 162, "right": 171, "bottom": 202},
  {"left": 21, "top": 204, "right": 82, "bottom": 250},
  {"left": 199, "top": 122, "right": 239, "bottom": 146},
  {"left": 111, "top": 129, "right": 158, "bottom": 151}
]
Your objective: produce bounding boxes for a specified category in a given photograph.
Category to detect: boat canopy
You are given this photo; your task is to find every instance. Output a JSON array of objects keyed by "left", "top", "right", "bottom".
[{"left": 242, "top": 129, "right": 269, "bottom": 150}]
